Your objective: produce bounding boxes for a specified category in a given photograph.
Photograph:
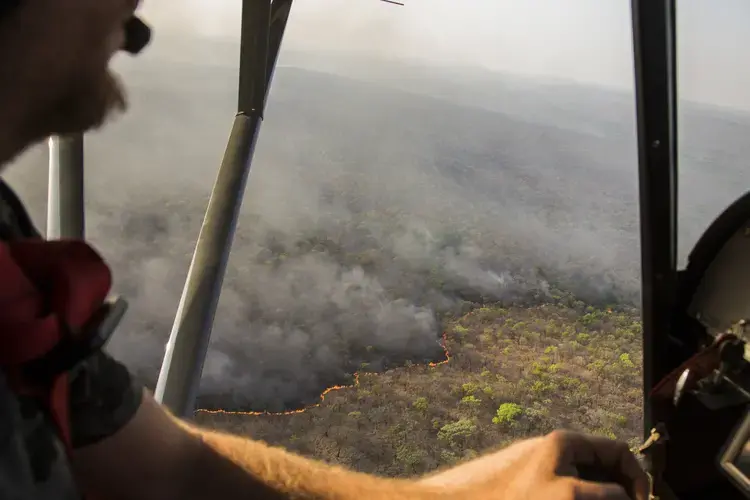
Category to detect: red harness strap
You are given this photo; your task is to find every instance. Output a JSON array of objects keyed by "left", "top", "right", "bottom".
[{"left": 0, "top": 239, "right": 112, "bottom": 450}]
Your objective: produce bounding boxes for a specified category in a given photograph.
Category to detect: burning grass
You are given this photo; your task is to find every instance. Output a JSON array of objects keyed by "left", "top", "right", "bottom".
[{"left": 195, "top": 300, "right": 644, "bottom": 477}]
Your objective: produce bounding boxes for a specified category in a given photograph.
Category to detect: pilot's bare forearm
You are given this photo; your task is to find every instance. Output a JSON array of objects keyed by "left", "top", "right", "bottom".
[
  {"left": 178, "top": 419, "right": 450, "bottom": 500},
  {"left": 72, "top": 390, "right": 453, "bottom": 500}
]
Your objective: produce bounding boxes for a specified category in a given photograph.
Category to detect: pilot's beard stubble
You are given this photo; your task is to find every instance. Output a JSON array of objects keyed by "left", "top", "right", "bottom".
[
  {"left": 46, "top": 69, "right": 127, "bottom": 137},
  {"left": 0, "top": 15, "right": 131, "bottom": 167},
  {"left": 0, "top": 68, "right": 128, "bottom": 168}
]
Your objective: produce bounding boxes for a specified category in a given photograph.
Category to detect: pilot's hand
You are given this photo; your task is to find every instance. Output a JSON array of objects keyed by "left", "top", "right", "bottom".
[{"left": 422, "top": 430, "right": 649, "bottom": 500}]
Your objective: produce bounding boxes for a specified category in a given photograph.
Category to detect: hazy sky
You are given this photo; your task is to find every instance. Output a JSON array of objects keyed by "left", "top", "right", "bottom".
[{"left": 140, "top": 0, "right": 750, "bottom": 111}]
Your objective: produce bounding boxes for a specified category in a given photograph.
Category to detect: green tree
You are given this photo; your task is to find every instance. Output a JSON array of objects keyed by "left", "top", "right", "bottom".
[
  {"left": 413, "top": 397, "right": 429, "bottom": 413},
  {"left": 438, "top": 419, "right": 477, "bottom": 444},
  {"left": 493, "top": 402, "right": 523, "bottom": 425}
]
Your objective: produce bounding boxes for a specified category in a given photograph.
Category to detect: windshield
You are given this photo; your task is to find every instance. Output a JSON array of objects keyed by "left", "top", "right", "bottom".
[
  {"left": 6, "top": 0, "right": 665, "bottom": 474},
  {"left": 677, "top": 0, "right": 750, "bottom": 267}
]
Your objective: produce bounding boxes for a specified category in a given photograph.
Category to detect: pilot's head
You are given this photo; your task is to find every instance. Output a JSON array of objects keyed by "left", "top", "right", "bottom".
[{"left": 0, "top": 0, "right": 148, "bottom": 163}]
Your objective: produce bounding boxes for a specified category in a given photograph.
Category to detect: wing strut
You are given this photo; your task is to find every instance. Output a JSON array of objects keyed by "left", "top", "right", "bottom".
[
  {"left": 47, "top": 136, "right": 85, "bottom": 239},
  {"left": 154, "top": 0, "right": 293, "bottom": 417}
]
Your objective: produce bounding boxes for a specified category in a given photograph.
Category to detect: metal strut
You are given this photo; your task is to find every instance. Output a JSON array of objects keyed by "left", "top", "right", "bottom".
[
  {"left": 155, "top": 0, "right": 294, "bottom": 417},
  {"left": 630, "top": 0, "right": 679, "bottom": 435},
  {"left": 47, "top": 135, "right": 85, "bottom": 239}
]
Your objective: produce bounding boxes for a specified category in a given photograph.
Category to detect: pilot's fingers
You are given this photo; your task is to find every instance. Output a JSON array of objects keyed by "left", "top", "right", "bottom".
[
  {"left": 544, "top": 431, "right": 649, "bottom": 500},
  {"left": 555, "top": 478, "right": 633, "bottom": 500}
]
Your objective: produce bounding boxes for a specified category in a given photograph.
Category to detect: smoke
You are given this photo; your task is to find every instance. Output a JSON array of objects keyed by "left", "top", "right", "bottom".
[{"left": 5, "top": 20, "right": 750, "bottom": 411}]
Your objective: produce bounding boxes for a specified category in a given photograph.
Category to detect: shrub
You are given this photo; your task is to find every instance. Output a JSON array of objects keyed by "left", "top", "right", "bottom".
[
  {"left": 438, "top": 419, "right": 477, "bottom": 443},
  {"left": 413, "top": 397, "right": 429, "bottom": 413},
  {"left": 492, "top": 403, "right": 523, "bottom": 425},
  {"left": 619, "top": 353, "right": 635, "bottom": 368},
  {"left": 462, "top": 382, "right": 480, "bottom": 395},
  {"left": 460, "top": 395, "right": 482, "bottom": 406}
]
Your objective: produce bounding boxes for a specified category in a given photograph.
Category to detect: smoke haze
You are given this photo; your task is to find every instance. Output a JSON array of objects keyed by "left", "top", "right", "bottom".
[{"left": 4, "top": 0, "right": 750, "bottom": 410}]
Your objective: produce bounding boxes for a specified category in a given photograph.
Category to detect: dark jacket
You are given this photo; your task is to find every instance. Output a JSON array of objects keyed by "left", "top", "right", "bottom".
[{"left": 0, "top": 180, "right": 142, "bottom": 500}]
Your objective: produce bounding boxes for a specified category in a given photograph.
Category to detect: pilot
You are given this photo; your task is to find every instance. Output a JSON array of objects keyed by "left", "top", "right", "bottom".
[{"left": 0, "top": 1, "right": 649, "bottom": 499}]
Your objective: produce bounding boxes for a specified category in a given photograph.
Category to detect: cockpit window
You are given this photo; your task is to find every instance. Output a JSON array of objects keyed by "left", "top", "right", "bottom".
[
  {"left": 677, "top": 0, "right": 750, "bottom": 267},
  {"left": 15, "top": 0, "right": 653, "bottom": 476}
]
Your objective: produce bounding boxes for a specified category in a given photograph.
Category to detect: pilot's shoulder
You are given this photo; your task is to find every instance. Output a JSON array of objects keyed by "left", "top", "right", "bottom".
[
  {"left": 0, "top": 368, "right": 79, "bottom": 497},
  {"left": 0, "top": 178, "right": 41, "bottom": 239},
  {"left": 0, "top": 178, "right": 144, "bottom": 447}
]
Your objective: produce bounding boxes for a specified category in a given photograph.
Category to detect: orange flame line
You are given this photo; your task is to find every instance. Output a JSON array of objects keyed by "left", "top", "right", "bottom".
[
  {"left": 197, "top": 305, "right": 618, "bottom": 416},
  {"left": 195, "top": 331, "right": 453, "bottom": 417}
]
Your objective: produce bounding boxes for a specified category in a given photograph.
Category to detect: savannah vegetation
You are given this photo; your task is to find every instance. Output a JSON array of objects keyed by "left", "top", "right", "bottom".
[{"left": 197, "top": 297, "right": 643, "bottom": 477}]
